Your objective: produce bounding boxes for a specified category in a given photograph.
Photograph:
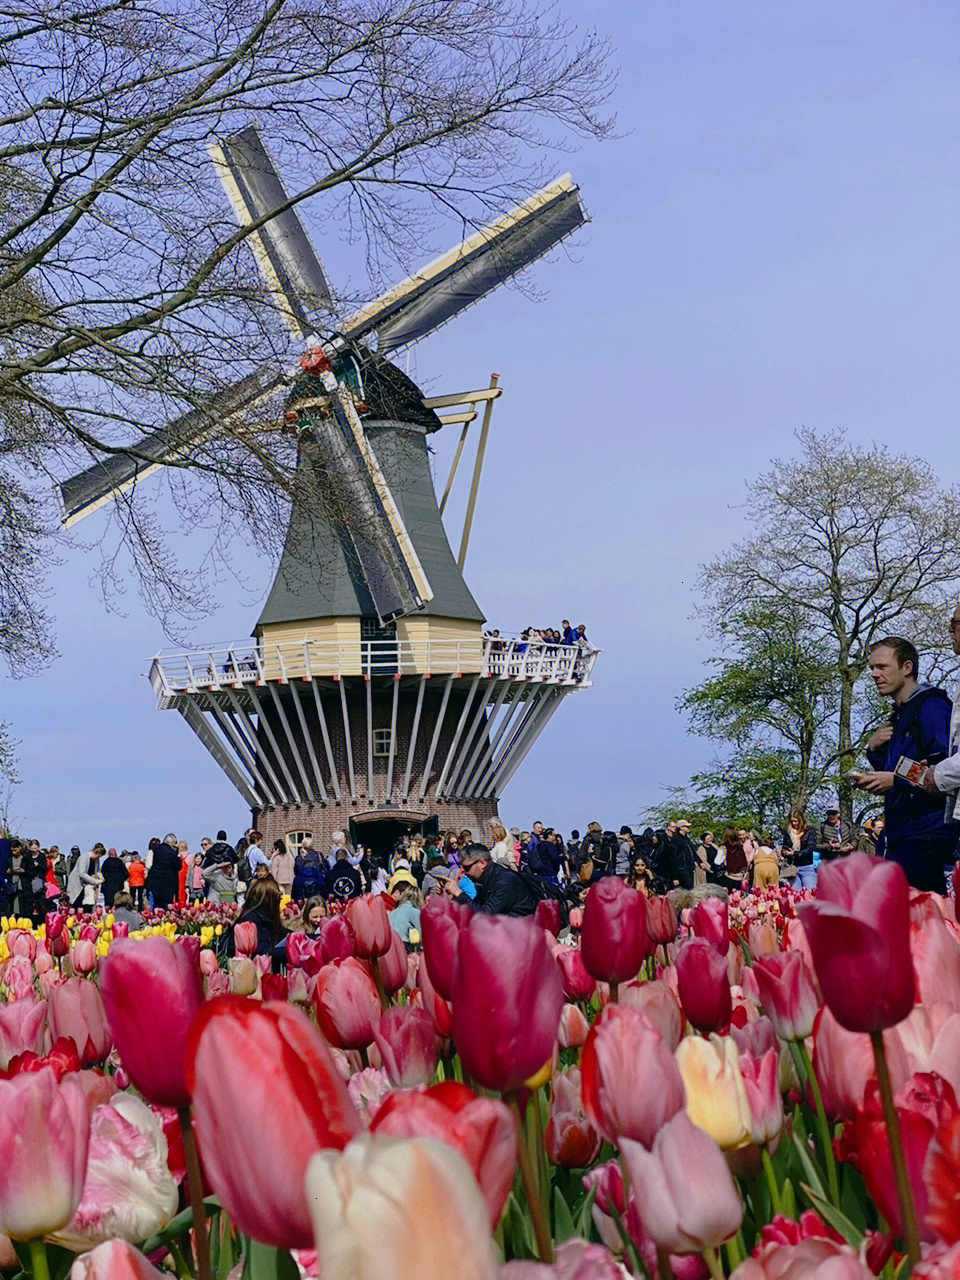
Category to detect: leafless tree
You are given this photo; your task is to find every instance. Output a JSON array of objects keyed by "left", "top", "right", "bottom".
[{"left": 0, "top": 0, "right": 613, "bottom": 675}]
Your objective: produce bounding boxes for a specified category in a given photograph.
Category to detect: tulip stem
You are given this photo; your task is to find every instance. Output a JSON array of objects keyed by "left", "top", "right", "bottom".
[
  {"left": 870, "top": 1030, "right": 921, "bottom": 1272},
  {"left": 507, "top": 1093, "right": 554, "bottom": 1264},
  {"left": 761, "top": 1146, "right": 782, "bottom": 1215},
  {"left": 371, "top": 955, "right": 389, "bottom": 1010},
  {"left": 702, "top": 1246, "right": 724, "bottom": 1280},
  {"left": 793, "top": 1039, "right": 840, "bottom": 1206},
  {"left": 27, "top": 1239, "right": 51, "bottom": 1280},
  {"left": 609, "top": 980, "right": 619, "bottom": 1004},
  {"left": 178, "top": 1106, "right": 212, "bottom": 1280},
  {"left": 657, "top": 1246, "right": 675, "bottom": 1280}
]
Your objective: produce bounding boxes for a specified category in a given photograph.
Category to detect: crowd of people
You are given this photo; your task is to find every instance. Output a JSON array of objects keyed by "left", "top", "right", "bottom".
[{"left": 484, "top": 619, "right": 593, "bottom": 651}]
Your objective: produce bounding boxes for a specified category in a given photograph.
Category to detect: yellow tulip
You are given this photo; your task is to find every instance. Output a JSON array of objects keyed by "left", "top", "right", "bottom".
[
  {"left": 215, "top": 924, "right": 223, "bottom": 936},
  {"left": 674, "top": 1034, "right": 752, "bottom": 1150},
  {"left": 104, "top": 914, "right": 114, "bottom": 928}
]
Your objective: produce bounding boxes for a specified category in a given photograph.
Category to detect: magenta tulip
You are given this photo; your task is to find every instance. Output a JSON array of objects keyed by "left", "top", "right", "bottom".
[
  {"left": 535, "top": 899, "right": 562, "bottom": 938},
  {"left": 581, "top": 1005, "right": 686, "bottom": 1146},
  {"left": 555, "top": 946, "right": 597, "bottom": 1002},
  {"left": 675, "top": 938, "right": 732, "bottom": 1033},
  {"left": 174, "top": 935, "right": 201, "bottom": 967},
  {"left": 690, "top": 898, "right": 729, "bottom": 954},
  {"left": 421, "top": 895, "right": 467, "bottom": 1001},
  {"left": 112, "top": 922, "right": 130, "bottom": 939},
  {"left": 0, "top": 1070, "right": 90, "bottom": 1239},
  {"left": 580, "top": 878, "right": 651, "bottom": 984},
  {"left": 313, "top": 958, "right": 382, "bottom": 1050},
  {"left": 48, "top": 977, "right": 111, "bottom": 1066},
  {"left": 799, "top": 853, "right": 914, "bottom": 1033},
  {"left": 647, "top": 896, "right": 679, "bottom": 946},
  {"left": 100, "top": 937, "right": 204, "bottom": 1107},
  {"left": 45, "top": 913, "right": 65, "bottom": 939},
  {"left": 373, "top": 1006, "right": 438, "bottom": 1087},
  {"left": 377, "top": 927, "right": 410, "bottom": 994},
  {"left": 319, "top": 915, "right": 357, "bottom": 963},
  {"left": 450, "top": 914, "right": 563, "bottom": 1091},
  {"left": 346, "top": 895, "right": 392, "bottom": 959},
  {"left": 186, "top": 997, "right": 361, "bottom": 1248},
  {"left": 753, "top": 950, "right": 821, "bottom": 1041}
]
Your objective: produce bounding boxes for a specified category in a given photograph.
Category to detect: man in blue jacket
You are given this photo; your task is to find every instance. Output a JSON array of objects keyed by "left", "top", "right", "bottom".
[{"left": 857, "top": 636, "right": 954, "bottom": 890}]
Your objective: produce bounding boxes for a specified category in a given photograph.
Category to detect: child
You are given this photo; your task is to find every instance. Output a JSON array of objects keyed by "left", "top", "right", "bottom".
[{"left": 127, "top": 853, "right": 146, "bottom": 910}]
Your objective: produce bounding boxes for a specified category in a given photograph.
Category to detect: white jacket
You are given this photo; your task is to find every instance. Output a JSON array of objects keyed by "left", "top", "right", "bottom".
[{"left": 933, "top": 691, "right": 960, "bottom": 822}]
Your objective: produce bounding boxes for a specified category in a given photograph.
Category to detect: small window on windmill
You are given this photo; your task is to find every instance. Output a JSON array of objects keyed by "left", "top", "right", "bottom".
[
  {"left": 285, "top": 830, "right": 311, "bottom": 856},
  {"left": 373, "top": 728, "right": 392, "bottom": 757}
]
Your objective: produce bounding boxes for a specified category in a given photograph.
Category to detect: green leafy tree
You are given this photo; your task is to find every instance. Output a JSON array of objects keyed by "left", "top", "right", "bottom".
[{"left": 645, "top": 748, "right": 808, "bottom": 836}]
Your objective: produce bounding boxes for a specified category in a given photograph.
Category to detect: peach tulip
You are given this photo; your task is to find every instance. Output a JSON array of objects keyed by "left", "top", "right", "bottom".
[
  {"left": 581, "top": 1005, "right": 685, "bottom": 1146},
  {"left": 69, "top": 1240, "right": 166, "bottom": 1279},
  {"left": 306, "top": 1134, "right": 499, "bottom": 1280},
  {"left": 618, "top": 980, "right": 684, "bottom": 1051},
  {"left": 558, "top": 1003, "right": 590, "bottom": 1049},
  {"left": 0, "top": 998, "right": 48, "bottom": 1070},
  {"left": 674, "top": 1035, "right": 752, "bottom": 1151}
]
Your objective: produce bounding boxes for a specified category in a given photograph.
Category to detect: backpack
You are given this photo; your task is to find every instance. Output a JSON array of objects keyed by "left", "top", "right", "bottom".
[
  {"left": 515, "top": 867, "right": 569, "bottom": 926},
  {"left": 237, "top": 853, "right": 253, "bottom": 882}
]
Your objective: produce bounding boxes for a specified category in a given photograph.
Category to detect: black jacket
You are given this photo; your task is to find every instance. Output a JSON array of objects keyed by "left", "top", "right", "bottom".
[
  {"left": 101, "top": 856, "right": 127, "bottom": 906},
  {"left": 150, "top": 843, "right": 181, "bottom": 908},
  {"left": 781, "top": 828, "right": 818, "bottom": 867},
  {"left": 228, "top": 906, "right": 278, "bottom": 958},
  {"left": 325, "top": 860, "right": 363, "bottom": 901},
  {"left": 465, "top": 861, "right": 539, "bottom": 916}
]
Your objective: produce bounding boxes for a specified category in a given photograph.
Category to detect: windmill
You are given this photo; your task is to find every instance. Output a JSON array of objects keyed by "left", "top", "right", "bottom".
[{"left": 59, "top": 127, "right": 600, "bottom": 854}]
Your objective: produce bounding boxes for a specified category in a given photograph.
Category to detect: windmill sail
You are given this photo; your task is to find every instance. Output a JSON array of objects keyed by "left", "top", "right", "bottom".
[
  {"left": 59, "top": 367, "right": 286, "bottom": 526},
  {"left": 210, "top": 127, "right": 331, "bottom": 339},
  {"left": 340, "top": 175, "right": 585, "bottom": 353}
]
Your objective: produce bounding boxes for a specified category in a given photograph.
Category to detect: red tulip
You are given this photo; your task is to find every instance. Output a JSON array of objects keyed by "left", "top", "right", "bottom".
[
  {"left": 186, "top": 996, "right": 361, "bottom": 1248},
  {"left": 319, "top": 915, "right": 357, "bottom": 963},
  {"left": 555, "top": 946, "right": 597, "bottom": 1002},
  {"left": 260, "top": 973, "right": 288, "bottom": 1002},
  {"left": 545, "top": 1067, "right": 602, "bottom": 1168},
  {"left": 798, "top": 853, "right": 914, "bottom": 1034},
  {"left": 313, "top": 958, "right": 381, "bottom": 1050},
  {"left": 753, "top": 950, "right": 820, "bottom": 1041},
  {"left": 0, "top": 1070, "right": 90, "bottom": 1239},
  {"left": 346, "top": 895, "right": 392, "bottom": 959},
  {"left": 690, "top": 899, "right": 729, "bottom": 954},
  {"left": 847, "top": 1072, "right": 958, "bottom": 1241},
  {"left": 675, "top": 938, "right": 732, "bottom": 1033},
  {"left": 45, "top": 913, "right": 65, "bottom": 939},
  {"left": 416, "top": 956, "right": 454, "bottom": 1038},
  {"left": 1, "top": 1037, "right": 81, "bottom": 1083},
  {"left": 648, "top": 897, "right": 679, "bottom": 946},
  {"left": 421, "top": 895, "right": 467, "bottom": 1001},
  {"left": 48, "top": 977, "right": 111, "bottom": 1067},
  {"left": 535, "top": 899, "right": 562, "bottom": 938},
  {"left": 926, "top": 1111, "right": 960, "bottom": 1245},
  {"left": 100, "top": 937, "right": 204, "bottom": 1108},
  {"left": 581, "top": 1005, "right": 686, "bottom": 1146},
  {"left": 370, "top": 1081, "right": 517, "bottom": 1226},
  {"left": 450, "top": 914, "right": 563, "bottom": 1092},
  {"left": 812, "top": 1006, "right": 910, "bottom": 1121},
  {"left": 377, "top": 926, "right": 409, "bottom": 994},
  {"left": 581, "top": 879, "right": 651, "bottom": 984},
  {"left": 373, "top": 1006, "right": 438, "bottom": 1087}
]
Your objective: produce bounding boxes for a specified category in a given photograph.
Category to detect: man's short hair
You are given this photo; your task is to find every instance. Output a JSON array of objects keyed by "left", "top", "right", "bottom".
[
  {"left": 826, "top": 807, "right": 840, "bottom": 815},
  {"left": 217, "top": 829, "right": 227, "bottom": 841},
  {"left": 461, "top": 842, "right": 491, "bottom": 867},
  {"left": 870, "top": 636, "right": 920, "bottom": 680}
]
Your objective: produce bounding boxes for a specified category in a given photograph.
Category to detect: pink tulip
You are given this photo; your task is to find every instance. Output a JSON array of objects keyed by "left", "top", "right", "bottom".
[
  {"left": 421, "top": 896, "right": 467, "bottom": 1001},
  {"left": 911, "top": 909, "right": 960, "bottom": 1013},
  {"left": 112, "top": 922, "right": 130, "bottom": 939},
  {"left": 555, "top": 946, "right": 597, "bottom": 1002},
  {"left": 48, "top": 977, "right": 112, "bottom": 1067},
  {"left": 0, "top": 998, "right": 48, "bottom": 1070},
  {"left": 558, "top": 1003, "right": 590, "bottom": 1049},
  {"left": 305, "top": 1133, "right": 499, "bottom": 1280},
  {"left": 4, "top": 955, "right": 36, "bottom": 1001},
  {"left": 733, "top": 1234, "right": 874, "bottom": 1280},
  {"left": 371, "top": 1082, "right": 517, "bottom": 1228},
  {"left": 675, "top": 938, "right": 732, "bottom": 1033},
  {"left": 799, "top": 853, "right": 914, "bottom": 1034},
  {"left": 187, "top": 997, "right": 361, "bottom": 1248},
  {"left": 621, "top": 1111, "right": 743, "bottom": 1251},
  {"left": 581, "top": 1005, "right": 686, "bottom": 1146},
  {"left": 812, "top": 1006, "right": 909, "bottom": 1120},
  {"left": 501, "top": 1239, "right": 625, "bottom": 1278},
  {"left": 373, "top": 1006, "right": 438, "bottom": 1087},
  {"left": 46, "top": 913, "right": 65, "bottom": 939},
  {"left": 618, "top": 980, "right": 684, "bottom": 1051},
  {"left": 174, "top": 935, "right": 201, "bottom": 967},
  {"left": 286, "top": 932, "right": 321, "bottom": 973},
  {"left": 48, "top": 1093, "right": 178, "bottom": 1251},
  {"left": 100, "top": 937, "right": 204, "bottom": 1108},
  {"left": 205, "top": 969, "right": 230, "bottom": 997},
  {"left": 730, "top": 1016, "right": 780, "bottom": 1062},
  {"left": 9, "top": 930, "right": 37, "bottom": 961},
  {"left": 544, "top": 1067, "right": 602, "bottom": 1168},
  {"left": 68, "top": 1239, "right": 166, "bottom": 1279},
  {"left": 377, "top": 927, "right": 410, "bottom": 994},
  {"left": 647, "top": 896, "right": 679, "bottom": 946},
  {"left": 738, "top": 1048, "right": 784, "bottom": 1146},
  {"left": 746, "top": 922, "right": 778, "bottom": 958},
  {"left": 690, "top": 898, "right": 729, "bottom": 954},
  {"left": 319, "top": 915, "right": 357, "bottom": 963},
  {"left": 417, "top": 956, "right": 453, "bottom": 1038},
  {"left": 535, "top": 899, "right": 562, "bottom": 938},
  {"left": 79, "top": 925, "right": 98, "bottom": 942},
  {"left": 35, "top": 951, "right": 54, "bottom": 975},
  {"left": 74, "top": 1071, "right": 118, "bottom": 1111},
  {"left": 0, "top": 1070, "right": 90, "bottom": 1238},
  {"left": 581, "top": 879, "right": 651, "bottom": 984},
  {"left": 346, "top": 895, "right": 393, "bottom": 959},
  {"left": 313, "top": 958, "right": 382, "bottom": 1050},
  {"left": 287, "top": 967, "right": 311, "bottom": 1003},
  {"left": 38, "top": 969, "right": 61, "bottom": 999},
  {"left": 753, "top": 951, "right": 820, "bottom": 1041},
  {"left": 450, "top": 913, "right": 563, "bottom": 1092},
  {"left": 199, "top": 948, "right": 219, "bottom": 976},
  {"left": 233, "top": 921, "right": 258, "bottom": 956}
]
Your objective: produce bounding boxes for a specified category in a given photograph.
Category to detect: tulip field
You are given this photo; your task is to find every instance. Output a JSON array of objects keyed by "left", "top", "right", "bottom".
[{"left": 1, "top": 854, "right": 960, "bottom": 1279}]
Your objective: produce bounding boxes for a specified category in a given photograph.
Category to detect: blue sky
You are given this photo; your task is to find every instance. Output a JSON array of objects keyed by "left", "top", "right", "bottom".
[{"left": 4, "top": 1, "right": 960, "bottom": 848}]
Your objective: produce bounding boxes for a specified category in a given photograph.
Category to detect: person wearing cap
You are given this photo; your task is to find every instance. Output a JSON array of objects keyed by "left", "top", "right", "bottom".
[{"left": 817, "top": 808, "right": 857, "bottom": 860}]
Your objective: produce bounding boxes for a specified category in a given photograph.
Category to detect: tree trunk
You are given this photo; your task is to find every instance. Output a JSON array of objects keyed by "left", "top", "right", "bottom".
[{"left": 837, "top": 669, "right": 856, "bottom": 822}]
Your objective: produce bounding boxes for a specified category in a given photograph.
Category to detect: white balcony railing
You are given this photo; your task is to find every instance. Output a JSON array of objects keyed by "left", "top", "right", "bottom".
[{"left": 147, "top": 633, "right": 598, "bottom": 703}]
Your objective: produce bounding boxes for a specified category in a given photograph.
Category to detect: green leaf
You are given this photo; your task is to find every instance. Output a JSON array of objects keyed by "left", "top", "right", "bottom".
[
  {"left": 576, "top": 1179, "right": 599, "bottom": 1239},
  {"left": 781, "top": 1179, "right": 797, "bottom": 1219},
  {"left": 791, "top": 1130, "right": 826, "bottom": 1199},
  {"left": 801, "top": 1185, "right": 865, "bottom": 1247},
  {"left": 241, "top": 1238, "right": 300, "bottom": 1280},
  {"left": 140, "top": 1195, "right": 222, "bottom": 1255},
  {"left": 553, "top": 1184, "right": 576, "bottom": 1244}
]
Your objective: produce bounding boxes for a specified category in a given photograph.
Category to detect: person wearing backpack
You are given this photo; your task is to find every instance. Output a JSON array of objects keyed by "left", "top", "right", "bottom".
[
  {"left": 857, "top": 636, "right": 954, "bottom": 890},
  {"left": 444, "top": 843, "right": 539, "bottom": 916}
]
